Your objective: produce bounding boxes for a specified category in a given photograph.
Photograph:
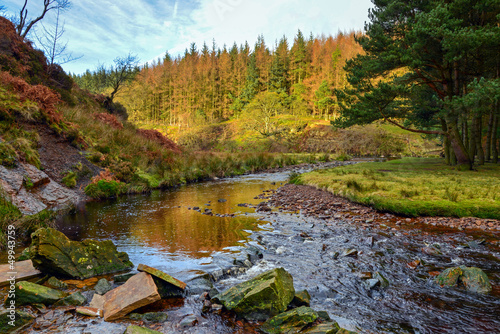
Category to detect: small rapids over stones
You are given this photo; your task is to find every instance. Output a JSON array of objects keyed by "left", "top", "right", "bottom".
[{"left": 2, "top": 161, "right": 499, "bottom": 333}]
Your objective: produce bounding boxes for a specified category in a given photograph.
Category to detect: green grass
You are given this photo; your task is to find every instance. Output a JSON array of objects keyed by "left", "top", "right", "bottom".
[{"left": 300, "top": 158, "right": 500, "bottom": 219}]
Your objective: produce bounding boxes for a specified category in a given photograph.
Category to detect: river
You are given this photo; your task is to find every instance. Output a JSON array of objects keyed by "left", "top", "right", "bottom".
[{"left": 23, "top": 165, "right": 500, "bottom": 333}]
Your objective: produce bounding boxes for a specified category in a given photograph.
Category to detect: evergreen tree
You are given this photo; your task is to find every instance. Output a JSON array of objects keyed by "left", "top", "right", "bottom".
[{"left": 335, "top": 0, "right": 500, "bottom": 169}]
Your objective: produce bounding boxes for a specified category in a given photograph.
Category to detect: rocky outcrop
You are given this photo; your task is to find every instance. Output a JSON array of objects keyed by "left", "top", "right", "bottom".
[
  {"left": 211, "top": 267, "right": 295, "bottom": 321},
  {"left": 0, "top": 163, "right": 80, "bottom": 215},
  {"left": 103, "top": 272, "right": 161, "bottom": 321},
  {"left": 435, "top": 266, "right": 492, "bottom": 294},
  {"left": 30, "top": 227, "right": 133, "bottom": 279}
]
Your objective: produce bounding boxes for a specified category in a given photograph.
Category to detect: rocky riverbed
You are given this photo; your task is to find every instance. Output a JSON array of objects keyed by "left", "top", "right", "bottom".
[{"left": 2, "top": 161, "right": 499, "bottom": 333}]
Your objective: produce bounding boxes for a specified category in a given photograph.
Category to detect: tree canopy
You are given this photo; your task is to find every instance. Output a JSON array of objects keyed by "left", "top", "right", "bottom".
[{"left": 335, "top": 0, "right": 500, "bottom": 168}]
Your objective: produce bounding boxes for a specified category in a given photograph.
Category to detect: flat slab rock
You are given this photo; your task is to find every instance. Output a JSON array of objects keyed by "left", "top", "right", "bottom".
[
  {"left": 137, "top": 264, "right": 186, "bottom": 290},
  {"left": 103, "top": 272, "right": 161, "bottom": 321},
  {"left": 0, "top": 260, "right": 41, "bottom": 287}
]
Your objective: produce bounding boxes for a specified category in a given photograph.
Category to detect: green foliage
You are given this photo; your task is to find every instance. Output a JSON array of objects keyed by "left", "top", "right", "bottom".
[
  {"left": 288, "top": 172, "right": 303, "bottom": 185},
  {"left": 335, "top": 153, "right": 351, "bottom": 161},
  {"left": 241, "top": 92, "right": 287, "bottom": 137},
  {"left": 335, "top": 0, "right": 500, "bottom": 167},
  {"left": 84, "top": 180, "right": 127, "bottom": 199},
  {"left": 0, "top": 142, "right": 17, "bottom": 167},
  {"left": 23, "top": 175, "right": 34, "bottom": 189},
  {"left": 61, "top": 171, "right": 77, "bottom": 188}
]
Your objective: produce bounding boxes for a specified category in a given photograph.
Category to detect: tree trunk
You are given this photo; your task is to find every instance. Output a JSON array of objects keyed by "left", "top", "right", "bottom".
[
  {"left": 469, "top": 117, "right": 477, "bottom": 162},
  {"left": 485, "top": 109, "right": 494, "bottom": 161},
  {"left": 475, "top": 116, "right": 485, "bottom": 165},
  {"left": 441, "top": 119, "right": 451, "bottom": 165},
  {"left": 447, "top": 118, "right": 472, "bottom": 169},
  {"left": 492, "top": 112, "right": 499, "bottom": 164}
]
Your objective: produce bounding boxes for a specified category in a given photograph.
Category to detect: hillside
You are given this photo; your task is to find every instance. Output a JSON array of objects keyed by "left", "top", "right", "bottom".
[{"left": 0, "top": 17, "right": 299, "bottom": 247}]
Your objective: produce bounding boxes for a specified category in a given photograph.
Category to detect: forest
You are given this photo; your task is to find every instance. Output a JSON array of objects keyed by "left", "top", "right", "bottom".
[{"left": 73, "top": 32, "right": 362, "bottom": 126}]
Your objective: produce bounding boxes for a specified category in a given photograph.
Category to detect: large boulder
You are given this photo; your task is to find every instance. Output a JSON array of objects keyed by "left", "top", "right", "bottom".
[
  {"left": 0, "top": 309, "right": 35, "bottom": 333},
  {"left": 211, "top": 267, "right": 295, "bottom": 321},
  {"left": 260, "top": 306, "right": 319, "bottom": 334},
  {"left": 103, "top": 272, "right": 161, "bottom": 321},
  {"left": 435, "top": 266, "right": 492, "bottom": 294},
  {"left": 30, "top": 228, "right": 133, "bottom": 279},
  {"left": 7, "top": 281, "right": 67, "bottom": 306}
]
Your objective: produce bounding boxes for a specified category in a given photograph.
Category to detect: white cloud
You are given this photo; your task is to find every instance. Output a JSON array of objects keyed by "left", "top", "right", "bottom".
[
  {"left": 1, "top": 0, "right": 373, "bottom": 74},
  {"left": 167, "top": 0, "right": 373, "bottom": 57}
]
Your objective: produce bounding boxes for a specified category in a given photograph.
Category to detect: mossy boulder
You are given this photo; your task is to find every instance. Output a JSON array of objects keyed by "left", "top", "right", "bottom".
[
  {"left": 30, "top": 228, "right": 133, "bottom": 279},
  {"left": 460, "top": 266, "right": 492, "bottom": 294},
  {"left": 123, "top": 325, "right": 163, "bottom": 334},
  {"left": 0, "top": 309, "right": 35, "bottom": 333},
  {"left": 435, "top": 266, "right": 492, "bottom": 294},
  {"left": 301, "top": 322, "right": 341, "bottom": 334},
  {"left": 260, "top": 306, "right": 319, "bottom": 334},
  {"left": 7, "top": 281, "right": 67, "bottom": 306},
  {"left": 46, "top": 277, "right": 68, "bottom": 290},
  {"left": 435, "top": 267, "right": 463, "bottom": 287},
  {"left": 54, "top": 292, "right": 87, "bottom": 306},
  {"left": 211, "top": 267, "right": 295, "bottom": 321},
  {"left": 291, "top": 289, "right": 311, "bottom": 307}
]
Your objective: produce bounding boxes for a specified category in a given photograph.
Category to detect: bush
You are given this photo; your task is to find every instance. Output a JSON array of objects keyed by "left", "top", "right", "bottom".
[
  {"left": 62, "top": 171, "right": 77, "bottom": 188},
  {"left": 85, "top": 180, "right": 126, "bottom": 198}
]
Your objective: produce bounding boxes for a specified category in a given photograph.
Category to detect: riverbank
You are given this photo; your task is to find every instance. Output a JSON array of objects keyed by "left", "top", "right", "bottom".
[
  {"left": 268, "top": 184, "right": 500, "bottom": 233},
  {"left": 296, "top": 158, "right": 500, "bottom": 220}
]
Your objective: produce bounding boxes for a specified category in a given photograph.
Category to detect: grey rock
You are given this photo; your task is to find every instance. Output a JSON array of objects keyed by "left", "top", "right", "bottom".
[{"left": 94, "top": 278, "right": 113, "bottom": 295}]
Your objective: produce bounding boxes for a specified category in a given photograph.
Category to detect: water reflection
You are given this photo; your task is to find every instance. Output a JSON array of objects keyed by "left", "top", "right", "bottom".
[{"left": 57, "top": 174, "right": 286, "bottom": 276}]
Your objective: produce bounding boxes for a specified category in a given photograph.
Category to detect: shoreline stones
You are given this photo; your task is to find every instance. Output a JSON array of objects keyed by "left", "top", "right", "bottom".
[{"left": 30, "top": 227, "right": 133, "bottom": 279}]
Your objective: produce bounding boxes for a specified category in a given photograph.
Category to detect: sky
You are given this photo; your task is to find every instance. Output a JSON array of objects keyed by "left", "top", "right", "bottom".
[{"left": 2, "top": 0, "right": 374, "bottom": 75}]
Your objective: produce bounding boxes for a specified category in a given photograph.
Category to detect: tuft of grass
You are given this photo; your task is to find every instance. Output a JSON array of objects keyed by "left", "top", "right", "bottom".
[
  {"left": 288, "top": 172, "right": 303, "bottom": 185},
  {"left": 62, "top": 171, "right": 77, "bottom": 188},
  {"left": 300, "top": 158, "right": 500, "bottom": 219}
]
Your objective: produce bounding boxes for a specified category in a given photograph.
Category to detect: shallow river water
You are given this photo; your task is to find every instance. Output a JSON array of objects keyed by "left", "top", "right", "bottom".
[{"left": 20, "top": 166, "right": 500, "bottom": 333}]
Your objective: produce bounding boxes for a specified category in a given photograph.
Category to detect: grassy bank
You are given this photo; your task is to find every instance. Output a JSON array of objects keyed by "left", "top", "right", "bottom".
[{"left": 298, "top": 158, "right": 500, "bottom": 219}]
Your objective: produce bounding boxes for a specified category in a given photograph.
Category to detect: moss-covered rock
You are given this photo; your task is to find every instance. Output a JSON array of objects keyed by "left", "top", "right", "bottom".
[
  {"left": 260, "top": 306, "right": 319, "bottom": 334},
  {"left": 211, "top": 267, "right": 295, "bottom": 321},
  {"left": 54, "top": 292, "right": 87, "bottom": 306},
  {"left": 0, "top": 309, "right": 35, "bottom": 333},
  {"left": 301, "top": 322, "right": 341, "bottom": 334},
  {"left": 291, "top": 289, "right": 311, "bottom": 307},
  {"left": 435, "top": 266, "right": 492, "bottom": 294},
  {"left": 8, "top": 281, "right": 67, "bottom": 306},
  {"left": 435, "top": 267, "right": 462, "bottom": 287},
  {"left": 459, "top": 266, "right": 492, "bottom": 294},
  {"left": 129, "top": 312, "right": 168, "bottom": 323},
  {"left": 30, "top": 227, "right": 133, "bottom": 279},
  {"left": 123, "top": 325, "right": 163, "bottom": 334},
  {"left": 46, "top": 276, "right": 68, "bottom": 290}
]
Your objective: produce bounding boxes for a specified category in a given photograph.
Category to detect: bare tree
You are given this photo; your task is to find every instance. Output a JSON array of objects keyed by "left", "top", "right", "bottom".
[
  {"left": 108, "top": 53, "right": 140, "bottom": 102},
  {"left": 35, "top": 8, "right": 81, "bottom": 72},
  {"left": 17, "top": 0, "right": 70, "bottom": 39}
]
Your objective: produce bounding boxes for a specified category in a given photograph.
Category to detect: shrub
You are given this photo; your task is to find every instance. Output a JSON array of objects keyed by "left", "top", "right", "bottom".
[
  {"left": 84, "top": 170, "right": 127, "bottom": 198},
  {"left": 62, "top": 171, "right": 77, "bottom": 188}
]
